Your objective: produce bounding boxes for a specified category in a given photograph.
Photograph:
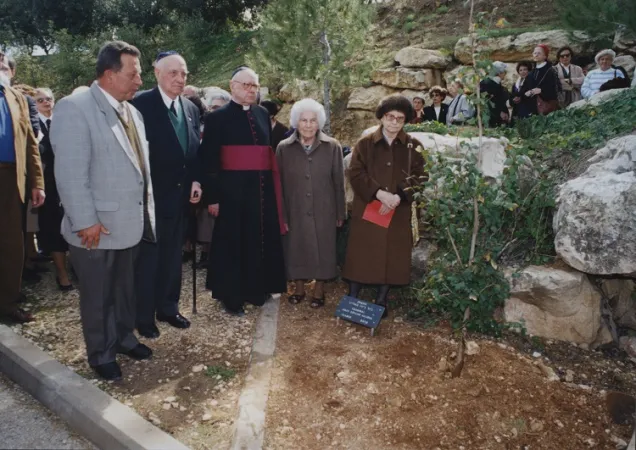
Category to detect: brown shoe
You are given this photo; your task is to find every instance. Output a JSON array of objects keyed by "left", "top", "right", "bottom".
[{"left": 4, "top": 308, "right": 35, "bottom": 323}]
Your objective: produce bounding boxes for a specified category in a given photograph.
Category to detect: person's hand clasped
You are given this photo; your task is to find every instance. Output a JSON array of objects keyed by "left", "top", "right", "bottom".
[
  {"left": 77, "top": 223, "right": 110, "bottom": 249},
  {"left": 208, "top": 203, "right": 219, "bottom": 217},
  {"left": 189, "top": 182, "right": 202, "bottom": 204},
  {"left": 376, "top": 190, "right": 400, "bottom": 215}
]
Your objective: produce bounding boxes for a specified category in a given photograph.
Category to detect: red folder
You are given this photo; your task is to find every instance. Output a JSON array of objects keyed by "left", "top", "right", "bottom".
[{"left": 362, "top": 200, "right": 394, "bottom": 228}]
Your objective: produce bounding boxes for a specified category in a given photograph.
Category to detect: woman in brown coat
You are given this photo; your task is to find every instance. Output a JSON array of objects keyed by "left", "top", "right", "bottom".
[
  {"left": 342, "top": 94, "right": 425, "bottom": 318},
  {"left": 276, "top": 98, "right": 346, "bottom": 308}
]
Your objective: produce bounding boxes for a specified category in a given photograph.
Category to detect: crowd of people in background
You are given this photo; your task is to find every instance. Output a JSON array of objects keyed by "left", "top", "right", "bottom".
[
  {"left": 0, "top": 38, "right": 634, "bottom": 382},
  {"left": 408, "top": 45, "right": 634, "bottom": 128}
]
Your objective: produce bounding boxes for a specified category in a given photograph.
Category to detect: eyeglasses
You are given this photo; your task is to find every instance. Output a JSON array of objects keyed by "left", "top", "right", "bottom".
[
  {"left": 384, "top": 113, "right": 406, "bottom": 124},
  {"left": 36, "top": 97, "right": 53, "bottom": 103},
  {"left": 559, "top": 53, "right": 571, "bottom": 58},
  {"left": 233, "top": 81, "right": 260, "bottom": 91}
]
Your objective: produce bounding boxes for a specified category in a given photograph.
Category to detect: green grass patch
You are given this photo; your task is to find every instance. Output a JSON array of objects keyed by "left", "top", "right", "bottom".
[{"left": 205, "top": 365, "right": 237, "bottom": 382}]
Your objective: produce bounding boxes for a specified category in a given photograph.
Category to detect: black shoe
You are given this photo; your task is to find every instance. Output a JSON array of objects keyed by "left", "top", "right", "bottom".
[
  {"left": 223, "top": 305, "right": 246, "bottom": 317},
  {"left": 156, "top": 312, "right": 191, "bottom": 329},
  {"left": 118, "top": 343, "right": 153, "bottom": 361},
  {"left": 92, "top": 362, "right": 122, "bottom": 381},
  {"left": 137, "top": 323, "right": 160, "bottom": 339},
  {"left": 182, "top": 251, "right": 194, "bottom": 262},
  {"left": 56, "top": 277, "right": 75, "bottom": 292},
  {"left": 2, "top": 308, "right": 35, "bottom": 324}
]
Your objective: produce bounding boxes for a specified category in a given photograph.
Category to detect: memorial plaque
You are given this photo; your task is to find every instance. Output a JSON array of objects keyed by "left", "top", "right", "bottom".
[{"left": 335, "top": 296, "right": 385, "bottom": 330}]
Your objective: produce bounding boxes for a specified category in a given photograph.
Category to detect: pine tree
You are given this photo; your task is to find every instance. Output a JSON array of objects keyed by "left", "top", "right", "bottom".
[
  {"left": 557, "top": 0, "right": 636, "bottom": 36},
  {"left": 250, "top": 0, "right": 376, "bottom": 134}
]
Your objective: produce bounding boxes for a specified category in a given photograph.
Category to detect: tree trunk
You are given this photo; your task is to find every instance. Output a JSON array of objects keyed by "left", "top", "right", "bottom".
[{"left": 319, "top": 30, "right": 332, "bottom": 135}]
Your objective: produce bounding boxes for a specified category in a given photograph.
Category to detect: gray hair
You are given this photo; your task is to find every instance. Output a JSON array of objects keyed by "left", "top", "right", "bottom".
[
  {"left": 35, "top": 87, "right": 54, "bottom": 100},
  {"left": 595, "top": 49, "right": 616, "bottom": 64},
  {"left": 289, "top": 98, "right": 326, "bottom": 129},
  {"left": 490, "top": 61, "right": 508, "bottom": 77},
  {"left": 231, "top": 67, "right": 259, "bottom": 84},
  {"left": 203, "top": 87, "right": 231, "bottom": 106}
]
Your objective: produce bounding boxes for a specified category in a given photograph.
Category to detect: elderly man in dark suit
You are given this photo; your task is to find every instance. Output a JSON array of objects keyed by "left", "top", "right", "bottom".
[
  {"left": 0, "top": 54, "right": 45, "bottom": 323},
  {"left": 131, "top": 51, "right": 202, "bottom": 339}
]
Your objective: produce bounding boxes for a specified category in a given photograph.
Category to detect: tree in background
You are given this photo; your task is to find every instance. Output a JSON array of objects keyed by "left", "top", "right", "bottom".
[
  {"left": 557, "top": 0, "right": 636, "bottom": 36},
  {"left": 250, "top": 0, "right": 376, "bottom": 134}
]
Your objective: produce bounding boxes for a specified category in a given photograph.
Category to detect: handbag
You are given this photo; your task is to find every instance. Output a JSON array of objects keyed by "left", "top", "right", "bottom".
[
  {"left": 406, "top": 139, "right": 420, "bottom": 247},
  {"left": 536, "top": 97, "right": 559, "bottom": 115}
]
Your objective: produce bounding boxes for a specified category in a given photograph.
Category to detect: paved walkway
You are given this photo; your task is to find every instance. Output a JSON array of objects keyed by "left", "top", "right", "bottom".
[{"left": 0, "top": 373, "right": 95, "bottom": 450}]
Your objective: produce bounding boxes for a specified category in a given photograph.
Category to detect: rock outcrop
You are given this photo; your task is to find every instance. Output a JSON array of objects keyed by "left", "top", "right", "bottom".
[
  {"left": 601, "top": 279, "right": 636, "bottom": 331},
  {"left": 504, "top": 266, "right": 607, "bottom": 345},
  {"left": 614, "top": 31, "right": 636, "bottom": 56},
  {"left": 454, "top": 30, "right": 602, "bottom": 65},
  {"left": 278, "top": 80, "right": 321, "bottom": 103},
  {"left": 394, "top": 47, "right": 452, "bottom": 69},
  {"left": 554, "top": 135, "right": 636, "bottom": 276},
  {"left": 443, "top": 63, "right": 518, "bottom": 90},
  {"left": 568, "top": 88, "right": 631, "bottom": 110},
  {"left": 347, "top": 85, "right": 400, "bottom": 110},
  {"left": 371, "top": 67, "right": 444, "bottom": 90}
]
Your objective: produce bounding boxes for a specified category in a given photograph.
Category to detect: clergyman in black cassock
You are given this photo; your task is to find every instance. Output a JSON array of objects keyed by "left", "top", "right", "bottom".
[{"left": 199, "top": 68, "right": 286, "bottom": 315}]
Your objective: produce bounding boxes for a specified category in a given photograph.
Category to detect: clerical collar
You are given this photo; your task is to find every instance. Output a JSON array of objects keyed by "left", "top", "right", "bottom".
[
  {"left": 536, "top": 62, "right": 547, "bottom": 69},
  {"left": 230, "top": 99, "right": 251, "bottom": 111}
]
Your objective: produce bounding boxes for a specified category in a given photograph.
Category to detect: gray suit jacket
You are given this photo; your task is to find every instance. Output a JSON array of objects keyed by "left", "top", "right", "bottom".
[{"left": 50, "top": 81, "right": 156, "bottom": 250}]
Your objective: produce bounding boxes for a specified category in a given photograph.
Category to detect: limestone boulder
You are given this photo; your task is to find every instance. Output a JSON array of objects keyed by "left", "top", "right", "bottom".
[
  {"left": 454, "top": 30, "right": 602, "bottom": 65},
  {"left": 614, "top": 31, "right": 636, "bottom": 56},
  {"left": 278, "top": 79, "right": 321, "bottom": 103},
  {"left": 567, "top": 88, "right": 630, "bottom": 110},
  {"left": 444, "top": 63, "right": 518, "bottom": 90},
  {"left": 347, "top": 85, "right": 400, "bottom": 111},
  {"left": 504, "top": 266, "right": 605, "bottom": 345},
  {"left": 600, "top": 279, "right": 636, "bottom": 331},
  {"left": 554, "top": 135, "right": 636, "bottom": 276},
  {"left": 276, "top": 103, "right": 292, "bottom": 128},
  {"left": 371, "top": 68, "right": 444, "bottom": 90},
  {"left": 331, "top": 109, "right": 377, "bottom": 147},
  {"left": 408, "top": 132, "right": 507, "bottom": 179},
  {"left": 394, "top": 47, "right": 452, "bottom": 69}
]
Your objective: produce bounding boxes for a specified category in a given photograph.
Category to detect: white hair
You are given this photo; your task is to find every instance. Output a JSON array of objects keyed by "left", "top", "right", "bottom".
[
  {"left": 595, "top": 49, "right": 616, "bottom": 64},
  {"left": 71, "top": 86, "right": 90, "bottom": 95},
  {"left": 490, "top": 61, "right": 508, "bottom": 77},
  {"left": 289, "top": 98, "right": 326, "bottom": 129},
  {"left": 231, "top": 68, "right": 259, "bottom": 84},
  {"left": 203, "top": 87, "right": 231, "bottom": 106},
  {"left": 35, "top": 87, "right": 54, "bottom": 100}
]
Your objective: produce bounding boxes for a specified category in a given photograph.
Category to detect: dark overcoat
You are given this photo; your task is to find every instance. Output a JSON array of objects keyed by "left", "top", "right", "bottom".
[
  {"left": 342, "top": 127, "right": 425, "bottom": 286},
  {"left": 276, "top": 131, "right": 346, "bottom": 281}
]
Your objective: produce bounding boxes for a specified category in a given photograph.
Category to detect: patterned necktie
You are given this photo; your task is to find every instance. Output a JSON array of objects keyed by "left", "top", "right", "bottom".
[{"left": 118, "top": 103, "right": 128, "bottom": 124}]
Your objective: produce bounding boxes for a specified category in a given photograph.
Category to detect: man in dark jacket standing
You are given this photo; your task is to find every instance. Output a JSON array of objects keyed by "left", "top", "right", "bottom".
[
  {"left": 480, "top": 61, "right": 510, "bottom": 128},
  {"left": 131, "top": 52, "right": 202, "bottom": 338}
]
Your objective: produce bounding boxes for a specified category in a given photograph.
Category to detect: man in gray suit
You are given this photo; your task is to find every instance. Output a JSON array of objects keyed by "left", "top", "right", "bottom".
[{"left": 50, "top": 41, "right": 156, "bottom": 381}]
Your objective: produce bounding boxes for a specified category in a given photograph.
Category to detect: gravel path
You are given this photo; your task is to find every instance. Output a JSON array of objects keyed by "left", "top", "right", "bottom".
[{"left": 0, "top": 373, "right": 95, "bottom": 449}]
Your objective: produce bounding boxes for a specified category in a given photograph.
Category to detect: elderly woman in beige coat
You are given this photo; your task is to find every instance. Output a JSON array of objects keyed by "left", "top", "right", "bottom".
[{"left": 276, "top": 98, "right": 346, "bottom": 308}]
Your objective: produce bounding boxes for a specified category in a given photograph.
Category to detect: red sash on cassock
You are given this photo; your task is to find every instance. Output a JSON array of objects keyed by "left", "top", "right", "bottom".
[{"left": 220, "top": 145, "right": 285, "bottom": 234}]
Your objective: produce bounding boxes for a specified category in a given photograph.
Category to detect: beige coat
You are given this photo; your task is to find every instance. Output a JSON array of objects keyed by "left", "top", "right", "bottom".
[
  {"left": 342, "top": 127, "right": 425, "bottom": 286},
  {"left": 276, "top": 132, "right": 346, "bottom": 280},
  {"left": 556, "top": 63, "right": 585, "bottom": 107}
]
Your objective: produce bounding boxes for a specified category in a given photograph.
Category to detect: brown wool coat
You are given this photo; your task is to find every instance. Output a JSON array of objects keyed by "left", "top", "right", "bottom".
[
  {"left": 276, "top": 131, "right": 346, "bottom": 280},
  {"left": 4, "top": 86, "right": 44, "bottom": 202},
  {"left": 342, "top": 127, "right": 425, "bottom": 286}
]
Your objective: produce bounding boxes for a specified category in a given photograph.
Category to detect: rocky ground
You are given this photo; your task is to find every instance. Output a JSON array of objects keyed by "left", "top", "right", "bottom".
[{"left": 13, "top": 260, "right": 257, "bottom": 450}]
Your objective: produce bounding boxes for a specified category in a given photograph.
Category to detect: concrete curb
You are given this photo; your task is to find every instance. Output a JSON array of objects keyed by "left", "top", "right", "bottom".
[
  {"left": 0, "top": 324, "right": 190, "bottom": 450},
  {"left": 231, "top": 294, "right": 281, "bottom": 450}
]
